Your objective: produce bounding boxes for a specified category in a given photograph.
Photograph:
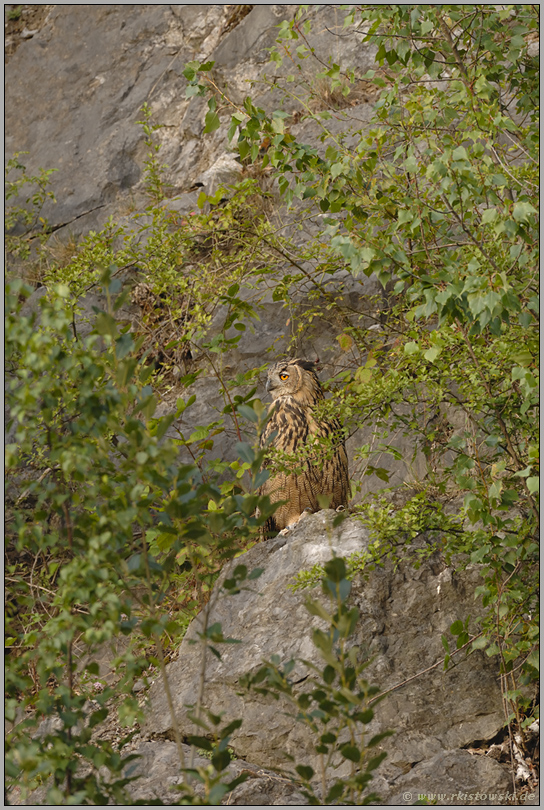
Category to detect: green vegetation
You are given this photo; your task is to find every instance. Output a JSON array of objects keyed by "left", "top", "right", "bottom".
[
  {"left": 5, "top": 153, "right": 56, "bottom": 265},
  {"left": 6, "top": 5, "right": 23, "bottom": 22},
  {"left": 186, "top": 0, "right": 539, "bottom": 718},
  {"left": 5, "top": 272, "right": 275, "bottom": 803},
  {"left": 5, "top": 4, "right": 538, "bottom": 804}
]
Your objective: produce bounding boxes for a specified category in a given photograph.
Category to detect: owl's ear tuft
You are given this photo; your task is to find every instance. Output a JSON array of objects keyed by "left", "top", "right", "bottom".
[{"left": 294, "top": 359, "right": 317, "bottom": 372}]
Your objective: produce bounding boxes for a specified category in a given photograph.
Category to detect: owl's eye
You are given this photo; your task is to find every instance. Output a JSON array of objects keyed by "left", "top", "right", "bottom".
[{"left": 279, "top": 372, "right": 289, "bottom": 380}]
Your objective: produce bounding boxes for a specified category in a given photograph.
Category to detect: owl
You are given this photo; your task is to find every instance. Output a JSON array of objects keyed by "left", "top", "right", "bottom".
[{"left": 259, "top": 358, "right": 350, "bottom": 534}]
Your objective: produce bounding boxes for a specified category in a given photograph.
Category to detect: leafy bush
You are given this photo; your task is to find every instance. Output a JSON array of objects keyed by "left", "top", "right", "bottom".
[
  {"left": 185, "top": 2, "right": 539, "bottom": 724},
  {"left": 4, "top": 275, "right": 273, "bottom": 803},
  {"left": 5, "top": 153, "right": 56, "bottom": 265},
  {"left": 5, "top": 274, "right": 382, "bottom": 804}
]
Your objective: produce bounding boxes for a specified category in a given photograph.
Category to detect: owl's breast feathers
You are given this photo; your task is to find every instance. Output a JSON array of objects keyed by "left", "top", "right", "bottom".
[
  {"left": 261, "top": 396, "right": 345, "bottom": 457},
  {"left": 261, "top": 397, "right": 308, "bottom": 452}
]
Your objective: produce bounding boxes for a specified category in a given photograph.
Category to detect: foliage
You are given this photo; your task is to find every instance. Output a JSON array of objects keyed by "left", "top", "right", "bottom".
[
  {"left": 137, "top": 103, "right": 171, "bottom": 204},
  {"left": 5, "top": 153, "right": 56, "bottom": 264},
  {"left": 37, "top": 120, "right": 290, "bottom": 407},
  {"left": 6, "top": 5, "right": 23, "bottom": 22},
  {"left": 4, "top": 273, "right": 387, "bottom": 802},
  {"left": 185, "top": 2, "right": 539, "bottom": 723},
  {"left": 4, "top": 275, "right": 273, "bottom": 803},
  {"left": 242, "top": 557, "right": 390, "bottom": 805},
  {"left": 4, "top": 273, "right": 383, "bottom": 804}
]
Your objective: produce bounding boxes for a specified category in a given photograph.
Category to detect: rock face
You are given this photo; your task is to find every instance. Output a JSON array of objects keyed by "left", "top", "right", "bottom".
[
  {"left": 144, "top": 511, "right": 510, "bottom": 804},
  {"left": 4, "top": 5, "right": 377, "bottom": 235},
  {"left": 3, "top": 5, "right": 302, "bottom": 237},
  {"left": 5, "top": 5, "right": 223, "bottom": 233},
  {"left": 121, "top": 741, "right": 307, "bottom": 806},
  {"left": 5, "top": 4, "right": 425, "bottom": 502}
]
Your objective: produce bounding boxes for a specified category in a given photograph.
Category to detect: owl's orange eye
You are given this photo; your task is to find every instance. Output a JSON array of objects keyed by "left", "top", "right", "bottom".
[{"left": 279, "top": 372, "right": 289, "bottom": 380}]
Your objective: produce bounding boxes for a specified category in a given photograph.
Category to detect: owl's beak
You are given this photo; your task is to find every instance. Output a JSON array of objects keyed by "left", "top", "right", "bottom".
[{"left": 265, "top": 379, "right": 272, "bottom": 392}]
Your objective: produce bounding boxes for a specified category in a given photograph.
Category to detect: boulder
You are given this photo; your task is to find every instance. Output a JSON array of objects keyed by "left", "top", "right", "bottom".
[
  {"left": 385, "top": 749, "right": 512, "bottom": 806},
  {"left": 198, "top": 153, "right": 244, "bottom": 197},
  {"left": 15, "top": 739, "right": 307, "bottom": 806},
  {"left": 144, "top": 510, "right": 508, "bottom": 801},
  {"left": 121, "top": 741, "right": 306, "bottom": 806},
  {"left": 213, "top": 5, "right": 295, "bottom": 70},
  {"left": 5, "top": 5, "right": 228, "bottom": 238}
]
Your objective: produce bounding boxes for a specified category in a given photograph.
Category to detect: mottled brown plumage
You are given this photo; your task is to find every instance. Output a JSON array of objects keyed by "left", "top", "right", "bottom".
[{"left": 259, "top": 359, "right": 349, "bottom": 534}]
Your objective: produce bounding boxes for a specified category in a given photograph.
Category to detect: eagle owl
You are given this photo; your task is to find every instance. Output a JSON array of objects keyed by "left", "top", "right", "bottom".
[{"left": 259, "top": 359, "right": 349, "bottom": 534}]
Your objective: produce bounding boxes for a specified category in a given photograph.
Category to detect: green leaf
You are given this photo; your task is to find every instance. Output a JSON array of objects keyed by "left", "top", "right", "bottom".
[
  {"left": 155, "top": 413, "right": 176, "bottom": 441},
  {"left": 305, "top": 598, "right": 332, "bottom": 622},
  {"left": 424, "top": 347, "right": 441, "bottom": 362},
  {"left": 211, "top": 748, "right": 231, "bottom": 770},
  {"left": 88, "top": 707, "right": 109, "bottom": 728},
  {"left": 94, "top": 312, "right": 119, "bottom": 338},
  {"left": 452, "top": 146, "right": 469, "bottom": 161},
  {"left": 481, "top": 207, "right": 498, "bottom": 224},
  {"left": 512, "top": 201, "right": 537, "bottom": 222},
  {"left": 511, "top": 349, "right": 533, "bottom": 367},
  {"left": 115, "top": 333, "right": 134, "bottom": 360},
  {"left": 337, "top": 333, "right": 353, "bottom": 352},
  {"left": 340, "top": 743, "right": 361, "bottom": 763},
  {"left": 295, "top": 764, "right": 314, "bottom": 780},
  {"left": 471, "top": 636, "right": 488, "bottom": 650},
  {"left": 324, "top": 557, "right": 347, "bottom": 582},
  {"left": 368, "top": 730, "right": 394, "bottom": 747},
  {"left": 237, "top": 404, "right": 259, "bottom": 423},
  {"left": 326, "top": 783, "right": 345, "bottom": 802},
  {"left": 204, "top": 110, "right": 221, "bottom": 134},
  {"left": 404, "top": 341, "right": 419, "bottom": 355},
  {"left": 236, "top": 442, "right": 255, "bottom": 464},
  {"left": 450, "top": 620, "right": 464, "bottom": 635},
  {"left": 183, "top": 62, "right": 199, "bottom": 81}
]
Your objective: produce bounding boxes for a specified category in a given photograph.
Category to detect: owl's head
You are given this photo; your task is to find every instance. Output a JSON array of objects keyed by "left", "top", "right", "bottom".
[{"left": 265, "top": 358, "right": 323, "bottom": 406}]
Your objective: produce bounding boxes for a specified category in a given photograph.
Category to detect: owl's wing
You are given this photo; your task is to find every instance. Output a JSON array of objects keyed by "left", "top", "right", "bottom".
[{"left": 320, "top": 415, "right": 345, "bottom": 445}]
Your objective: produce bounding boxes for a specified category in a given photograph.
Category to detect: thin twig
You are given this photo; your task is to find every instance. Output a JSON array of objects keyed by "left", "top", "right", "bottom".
[
  {"left": 189, "top": 597, "right": 214, "bottom": 771},
  {"left": 369, "top": 631, "right": 483, "bottom": 705},
  {"left": 141, "top": 530, "right": 186, "bottom": 769},
  {"left": 14, "top": 466, "right": 58, "bottom": 507}
]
